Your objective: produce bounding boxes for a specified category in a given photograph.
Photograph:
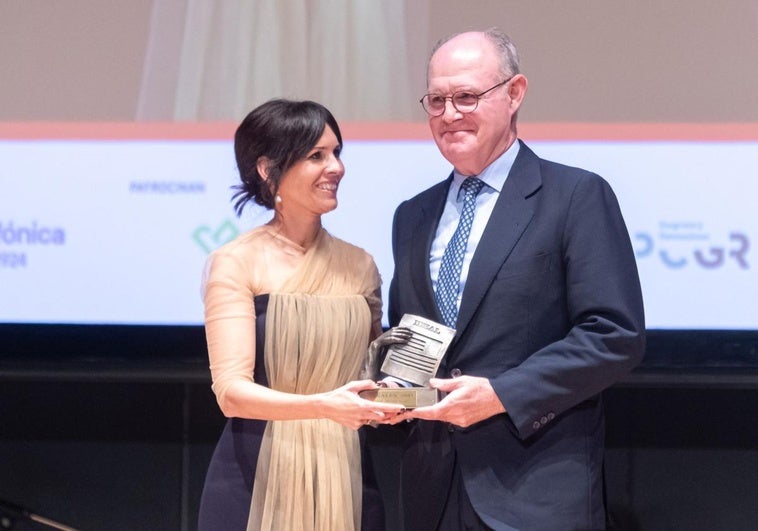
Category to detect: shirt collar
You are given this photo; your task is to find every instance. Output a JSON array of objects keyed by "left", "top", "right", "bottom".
[{"left": 451, "top": 140, "right": 520, "bottom": 197}]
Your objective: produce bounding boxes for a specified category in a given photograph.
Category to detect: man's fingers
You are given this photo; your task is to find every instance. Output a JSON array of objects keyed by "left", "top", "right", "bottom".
[{"left": 428, "top": 377, "right": 463, "bottom": 391}]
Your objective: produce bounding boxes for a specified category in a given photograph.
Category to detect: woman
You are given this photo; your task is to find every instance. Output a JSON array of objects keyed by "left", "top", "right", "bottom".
[{"left": 197, "top": 99, "right": 403, "bottom": 530}]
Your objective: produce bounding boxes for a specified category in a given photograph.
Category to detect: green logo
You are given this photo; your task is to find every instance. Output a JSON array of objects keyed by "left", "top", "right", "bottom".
[{"left": 193, "top": 220, "right": 239, "bottom": 253}]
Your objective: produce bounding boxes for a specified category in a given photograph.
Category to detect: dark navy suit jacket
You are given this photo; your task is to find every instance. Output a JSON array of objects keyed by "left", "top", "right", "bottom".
[{"left": 384, "top": 140, "right": 645, "bottom": 531}]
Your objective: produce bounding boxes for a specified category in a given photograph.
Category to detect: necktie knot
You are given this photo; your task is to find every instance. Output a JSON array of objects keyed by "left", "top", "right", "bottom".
[{"left": 461, "top": 177, "right": 485, "bottom": 200}]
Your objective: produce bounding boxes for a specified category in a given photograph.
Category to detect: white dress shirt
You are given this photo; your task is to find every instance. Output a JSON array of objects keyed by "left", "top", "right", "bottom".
[{"left": 429, "top": 141, "right": 520, "bottom": 312}]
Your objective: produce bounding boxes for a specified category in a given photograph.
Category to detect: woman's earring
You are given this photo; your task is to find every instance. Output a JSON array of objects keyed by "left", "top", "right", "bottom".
[{"left": 275, "top": 195, "right": 282, "bottom": 204}]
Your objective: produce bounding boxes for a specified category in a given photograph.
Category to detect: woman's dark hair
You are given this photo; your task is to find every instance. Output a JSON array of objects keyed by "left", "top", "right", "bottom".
[{"left": 231, "top": 99, "right": 343, "bottom": 214}]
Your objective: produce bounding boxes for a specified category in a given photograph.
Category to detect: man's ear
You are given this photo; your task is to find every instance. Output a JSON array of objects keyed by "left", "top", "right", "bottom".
[
  {"left": 507, "top": 74, "right": 528, "bottom": 111},
  {"left": 256, "top": 156, "right": 271, "bottom": 181}
]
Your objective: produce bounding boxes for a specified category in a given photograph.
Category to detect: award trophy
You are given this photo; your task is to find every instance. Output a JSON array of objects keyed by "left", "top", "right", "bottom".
[{"left": 360, "top": 314, "right": 455, "bottom": 408}]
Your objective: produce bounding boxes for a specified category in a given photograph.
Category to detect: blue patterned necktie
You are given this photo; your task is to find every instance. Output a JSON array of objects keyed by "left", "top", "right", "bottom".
[{"left": 435, "top": 177, "right": 485, "bottom": 327}]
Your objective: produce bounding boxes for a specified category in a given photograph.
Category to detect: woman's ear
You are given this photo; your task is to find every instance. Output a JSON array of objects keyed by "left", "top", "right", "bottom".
[{"left": 256, "top": 156, "right": 271, "bottom": 181}]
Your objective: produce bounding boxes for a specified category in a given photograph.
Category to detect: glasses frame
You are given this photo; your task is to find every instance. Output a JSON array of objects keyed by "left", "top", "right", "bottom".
[{"left": 419, "top": 76, "right": 514, "bottom": 117}]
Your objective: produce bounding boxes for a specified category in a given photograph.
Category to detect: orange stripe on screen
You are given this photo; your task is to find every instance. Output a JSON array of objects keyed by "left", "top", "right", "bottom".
[{"left": 1, "top": 121, "right": 758, "bottom": 141}]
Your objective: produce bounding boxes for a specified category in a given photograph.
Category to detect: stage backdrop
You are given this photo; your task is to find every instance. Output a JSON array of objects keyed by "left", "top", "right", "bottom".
[{"left": 1, "top": 122, "right": 756, "bottom": 330}]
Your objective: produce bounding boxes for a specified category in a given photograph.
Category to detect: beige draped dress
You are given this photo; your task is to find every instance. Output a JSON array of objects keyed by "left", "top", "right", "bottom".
[{"left": 200, "top": 226, "right": 382, "bottom": 531}]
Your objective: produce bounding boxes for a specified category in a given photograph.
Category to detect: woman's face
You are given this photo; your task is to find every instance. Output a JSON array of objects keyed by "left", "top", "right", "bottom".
[{"left": 276, "top": 126, "right": 344, "bottom": 218}]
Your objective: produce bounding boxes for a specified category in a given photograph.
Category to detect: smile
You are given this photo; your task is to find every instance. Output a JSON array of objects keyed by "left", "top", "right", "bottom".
[{"left": 317, "top": 182, "right": 338, "bottom": 191}]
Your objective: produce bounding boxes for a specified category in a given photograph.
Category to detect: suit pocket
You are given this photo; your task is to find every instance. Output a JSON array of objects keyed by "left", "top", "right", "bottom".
[
  {"left": 494, "top": 251, "right": 555, "bottom": 281},
  {"left": 487, "top": 251, "right": 563, "bottom": 336}
]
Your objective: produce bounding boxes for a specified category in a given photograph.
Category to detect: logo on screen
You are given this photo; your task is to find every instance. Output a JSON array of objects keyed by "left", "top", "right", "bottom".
[
  {"left": 192, "top": 220, "right": 239, "bottom": 253},
  {"left": 0, "top": 220, "right": 65, "bottom": 245},
  {"left": 635, "top": 221, "right": 750, "bottom": 269},
  {"left": 0, "top": 220, "right": 65, "bottom": 269},
  {"left": 129, "top": 181, "right": 206, "bottom": 194}
]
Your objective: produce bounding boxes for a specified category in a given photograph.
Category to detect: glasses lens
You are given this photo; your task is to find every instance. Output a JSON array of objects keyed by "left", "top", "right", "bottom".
[
  {"left": 423, "top": 95, "right": 446, "bottom": 115},
  {"left": 452, "top": 92, "right": 478, "bottom": 113}
]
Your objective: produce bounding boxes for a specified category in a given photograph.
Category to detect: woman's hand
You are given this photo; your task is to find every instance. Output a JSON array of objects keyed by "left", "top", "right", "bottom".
[{"left": 317, "top": 379, "right": 406, "bottom": 430}]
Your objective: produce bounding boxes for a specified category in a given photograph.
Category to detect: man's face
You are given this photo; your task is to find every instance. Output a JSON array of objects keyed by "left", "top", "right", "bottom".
[{"left": 426, "top": 33, "right": 522, "bottom": 176}]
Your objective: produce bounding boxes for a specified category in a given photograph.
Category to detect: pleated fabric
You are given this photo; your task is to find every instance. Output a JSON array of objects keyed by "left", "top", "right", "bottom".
[{"left": 246, "top": 229, "right": 376, "bottom": 531}]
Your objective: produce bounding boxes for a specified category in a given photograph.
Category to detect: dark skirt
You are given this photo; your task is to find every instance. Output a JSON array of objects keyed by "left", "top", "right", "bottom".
[{"left": 197, "top": 294, "right": 384, "bottom": 530}]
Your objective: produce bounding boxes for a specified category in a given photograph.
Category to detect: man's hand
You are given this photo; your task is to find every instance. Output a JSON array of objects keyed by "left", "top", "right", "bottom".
[{"left": 390, "top": 375, "right": 506, "bottom": 428}]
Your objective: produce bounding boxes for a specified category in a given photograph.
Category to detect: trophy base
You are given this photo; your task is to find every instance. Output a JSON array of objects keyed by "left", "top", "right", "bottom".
[{"left": 359, "top": 387, "right": 441, "bottom": 408}]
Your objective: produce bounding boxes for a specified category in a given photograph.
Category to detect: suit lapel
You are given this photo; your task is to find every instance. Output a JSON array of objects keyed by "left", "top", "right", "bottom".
[
  {"left": 455, "top": 141, "right": 542, "bottom": 342},
  {"left": 411, "top": 176, "right": 452, "bottom": 322}
]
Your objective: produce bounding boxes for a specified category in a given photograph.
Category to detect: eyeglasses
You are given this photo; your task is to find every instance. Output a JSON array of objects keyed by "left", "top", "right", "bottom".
[{"left": 419, "top": 77, "right": 514, "bottom": 117}]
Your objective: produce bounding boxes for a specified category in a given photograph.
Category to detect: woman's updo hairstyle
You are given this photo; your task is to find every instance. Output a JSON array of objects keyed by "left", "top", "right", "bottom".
[{"left": 231, "top": 99, "right": 343, "bottom": 214}]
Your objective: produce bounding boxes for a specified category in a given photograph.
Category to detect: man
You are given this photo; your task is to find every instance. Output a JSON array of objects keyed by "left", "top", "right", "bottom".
[{"left": 376, "top": 29, "right": 645, "bottom": 530}]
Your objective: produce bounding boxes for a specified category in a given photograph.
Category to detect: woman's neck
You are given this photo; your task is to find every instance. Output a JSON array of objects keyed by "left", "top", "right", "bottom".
[{"left": 267, "top": 214, "right": 322, "bottom": 250}]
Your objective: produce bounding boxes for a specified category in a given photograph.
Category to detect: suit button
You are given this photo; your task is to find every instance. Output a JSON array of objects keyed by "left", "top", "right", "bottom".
[
  {"left": 547, "top": 412, "right": 555, "bottom": 421},
  {"left": 450, "top": 368, "right": 462, "bottom": 378},
  {"left": 540, "top": 416, "right": 548, "bottom": 425},
  {"left": 532, "top": 421, "right": 541, "bottom": 430}
]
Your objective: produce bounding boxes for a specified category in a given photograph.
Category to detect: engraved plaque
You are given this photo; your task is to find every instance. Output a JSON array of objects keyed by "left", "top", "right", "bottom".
[{"left": 359, "top": 387, "right": 441, "bottom": 408}]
